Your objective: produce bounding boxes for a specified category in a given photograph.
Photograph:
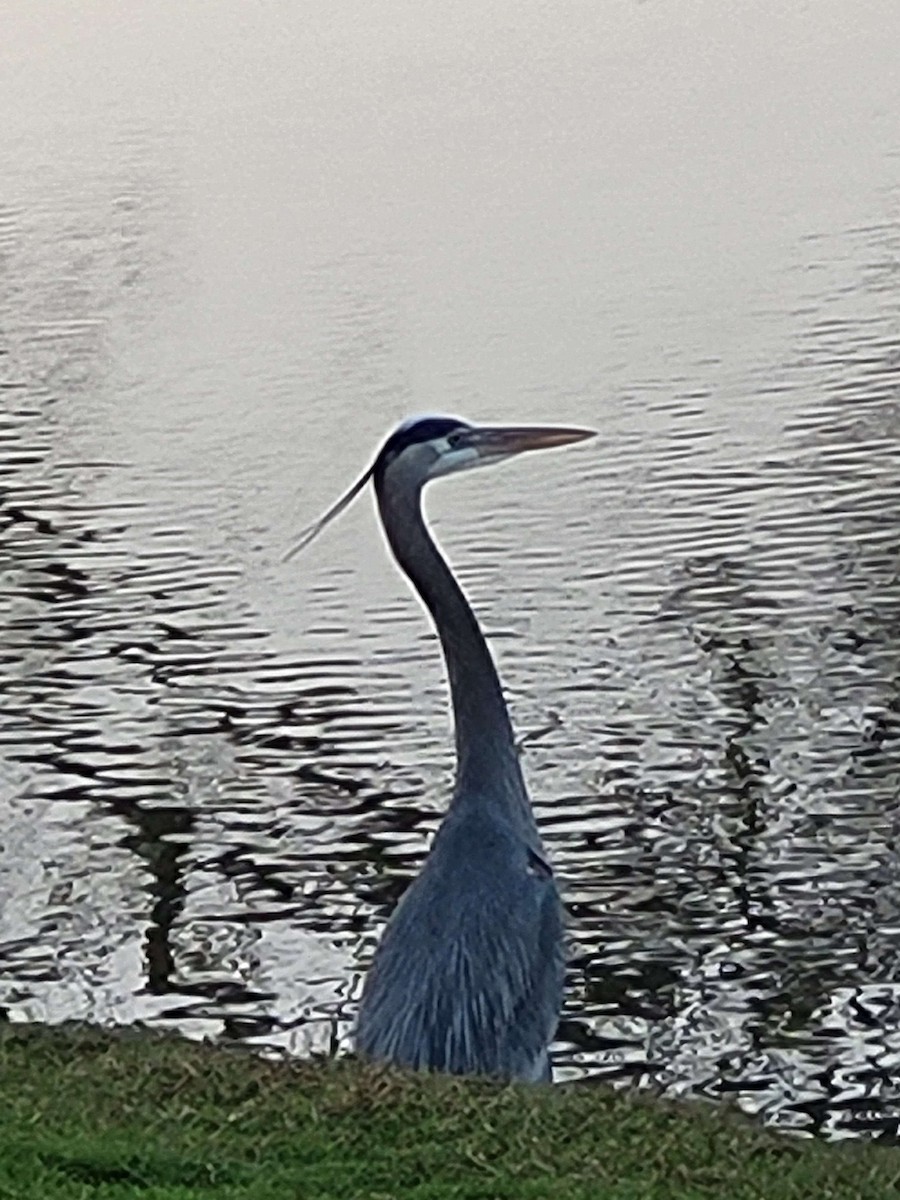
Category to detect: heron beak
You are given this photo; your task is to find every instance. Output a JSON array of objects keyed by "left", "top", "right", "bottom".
[{"left": 467, "top": 424, "right": 596, "bottom": 460}]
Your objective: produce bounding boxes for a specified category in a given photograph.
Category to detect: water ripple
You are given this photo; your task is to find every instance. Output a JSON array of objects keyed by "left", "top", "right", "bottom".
[{"left": 3, "top": 0, "right": 900, "bottom": 1135}]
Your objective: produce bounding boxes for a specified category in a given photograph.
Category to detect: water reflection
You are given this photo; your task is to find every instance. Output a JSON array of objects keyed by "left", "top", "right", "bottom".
[
  {"left": 555, "top": 221, "right": 900, "bottom": 1135},
  {"left": 2, "top": 0, "right": 900, "bottom": 1142}
]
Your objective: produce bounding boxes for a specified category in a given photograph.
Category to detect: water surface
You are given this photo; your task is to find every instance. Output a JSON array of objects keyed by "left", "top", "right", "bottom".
[{"left": 2, "top": 0, "right": 900, "bottom": 1137}]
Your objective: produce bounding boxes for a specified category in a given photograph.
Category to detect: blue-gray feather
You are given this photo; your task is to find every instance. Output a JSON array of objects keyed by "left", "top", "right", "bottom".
[{"left": 356, "top": 807, "right": 565, "bottom": 1079}]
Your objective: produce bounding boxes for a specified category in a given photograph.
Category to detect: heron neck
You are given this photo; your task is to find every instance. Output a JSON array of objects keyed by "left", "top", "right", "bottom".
[{"left": 376, "top": 476, "right": 530, "bottom": 817}]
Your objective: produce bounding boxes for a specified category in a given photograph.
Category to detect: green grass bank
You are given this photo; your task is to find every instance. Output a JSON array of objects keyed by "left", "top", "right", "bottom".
[{"left": 0, "top": 1025, "right": 897, "bottom": 1200}]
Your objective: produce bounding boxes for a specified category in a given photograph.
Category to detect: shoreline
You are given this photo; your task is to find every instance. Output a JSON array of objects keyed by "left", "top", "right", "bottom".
[{"left": 1, "top": 1023, "right": 897, "bottom": 1198}]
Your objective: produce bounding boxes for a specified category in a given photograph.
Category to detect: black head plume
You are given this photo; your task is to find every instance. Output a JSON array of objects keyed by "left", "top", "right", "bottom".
[{"left": 284, "top": 415, "right": 468, "bottom": 561}]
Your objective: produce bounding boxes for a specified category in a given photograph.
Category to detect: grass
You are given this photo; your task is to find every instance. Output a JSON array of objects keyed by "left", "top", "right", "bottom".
[{"left": 0, "top": 1025, "right": 898, "bottom": 1199}]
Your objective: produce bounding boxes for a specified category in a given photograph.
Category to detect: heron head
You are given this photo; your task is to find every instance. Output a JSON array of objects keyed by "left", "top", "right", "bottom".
[
  {"left": 374, "top": 414, "right": 595, "bottom": 484},
  {"left": 285, "top": 414, "right": 594, "bottom": 560}
]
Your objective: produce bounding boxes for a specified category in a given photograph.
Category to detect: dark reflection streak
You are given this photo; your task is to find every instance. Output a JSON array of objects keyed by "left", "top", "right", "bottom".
[
  {"left": 118, "top": 803, "right": 194, "bottom": 996},
  {"left": 696, "top": 622, "right": 775, "bottom": 937}
]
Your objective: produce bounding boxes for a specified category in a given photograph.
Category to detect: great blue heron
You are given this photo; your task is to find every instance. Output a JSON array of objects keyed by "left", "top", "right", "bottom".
[{"left": 288, "top": 415, "right": 594, "bottom": 1081}]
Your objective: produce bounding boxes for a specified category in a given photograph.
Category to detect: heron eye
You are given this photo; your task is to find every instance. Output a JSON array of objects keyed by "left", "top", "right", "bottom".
[{"left": 447, "top": 432, "right": 464, "bottom": 449}]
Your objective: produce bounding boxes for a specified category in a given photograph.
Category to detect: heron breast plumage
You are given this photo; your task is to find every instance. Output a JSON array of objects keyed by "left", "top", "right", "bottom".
[{"left": 355, "top": 809, "right": 565, "bottom": 1080}]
